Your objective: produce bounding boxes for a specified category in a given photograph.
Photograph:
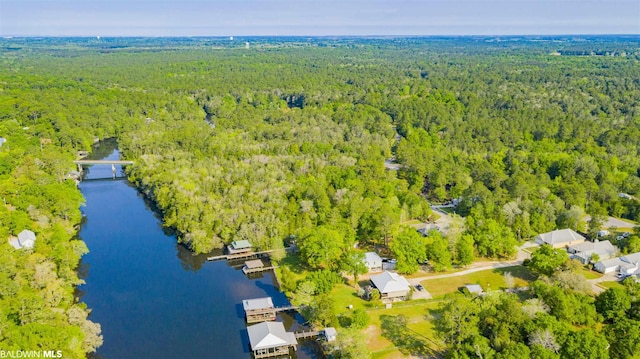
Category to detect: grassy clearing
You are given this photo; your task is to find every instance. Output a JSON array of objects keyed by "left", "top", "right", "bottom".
[
  {"left": 598, "top": 281, "right": 625, "bottom": 290},
  {"left": 421, "top": 265, "right": 536, "bottom": 298},
  {"left": 576, "top": 266, "right": 604, "bottom": 280},
  {"left": 367, "top": 301, "right": 444, "bottom": 359}
]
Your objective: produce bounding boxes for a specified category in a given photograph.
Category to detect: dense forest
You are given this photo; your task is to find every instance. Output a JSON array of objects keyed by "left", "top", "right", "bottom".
[{"left": 1, "top": 36, "right": 639, "bottom": 355}]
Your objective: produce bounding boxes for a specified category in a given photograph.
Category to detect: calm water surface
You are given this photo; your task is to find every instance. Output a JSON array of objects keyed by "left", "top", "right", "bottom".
[{"left": 78, "top": 141, "right": 317, "bottom": 359}]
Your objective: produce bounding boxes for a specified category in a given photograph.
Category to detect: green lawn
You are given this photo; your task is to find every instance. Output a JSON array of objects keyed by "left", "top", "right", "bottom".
[
  {"left": 367, "top": 301, "right": 444, "bottom": 359},
  {"left": 575, "top": 267, "right": 604, "bottom": 280},
  {"left": 598, "top": 281, "right": 625, "bottom": 290},
  {"left": 421, "top": 266, "right": 535, "bottom": 298}
]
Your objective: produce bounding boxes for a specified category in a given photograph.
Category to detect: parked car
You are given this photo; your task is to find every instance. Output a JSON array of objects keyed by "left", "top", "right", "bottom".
[{"left": 415, "top": 284, "right": 425, "bottom": 291}]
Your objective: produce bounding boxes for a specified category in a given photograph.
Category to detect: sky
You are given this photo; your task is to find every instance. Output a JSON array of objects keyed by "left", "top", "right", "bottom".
[{"left": 1, "top": 0, "right": 639, "bottom": 37}]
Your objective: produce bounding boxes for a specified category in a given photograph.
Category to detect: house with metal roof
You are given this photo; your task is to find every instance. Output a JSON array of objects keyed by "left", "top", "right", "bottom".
[
  {"left": 364, "top": 252, "right": 383, "bottom": 272},
  {"left": 370, "top": 271, "right": 410, "bottom": 301},
  {"left": 243, "top": 297, "right": 276, "bottom": 323},
  {"left": 228, "top": 240, "right": 252, "bottom": 254},
  {"left": 9, "top": 230, "right": 36, "bottom": 250},
  {"left": 534, "top": 228, "right": 585, "bottom": 248},
  {"left": 594, "top": 252, "right": 640, "bottom": 275},
  {"left": 247, "top": 321, "right": 297, "bottom": 358},
  {"left": 568, "top": 240, "right": 617, "bottom": 264}
]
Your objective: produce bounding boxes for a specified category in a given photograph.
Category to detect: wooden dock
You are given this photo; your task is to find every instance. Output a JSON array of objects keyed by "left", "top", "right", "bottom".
[
  {"left": 275, "top": 305, "right": 297, "bottom": 313},
  {"left": 294, "top": 330, "right": 320, "bottom": 340},
  {"left": 243, "top": 266, "right": 275, "bottom": 274},
  {"left": 206, "top": 248, "right": 288, "bottom": 262}
]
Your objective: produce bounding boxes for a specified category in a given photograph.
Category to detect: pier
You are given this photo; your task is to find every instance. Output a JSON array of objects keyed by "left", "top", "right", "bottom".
[
  {"left": 293, "top": 330, "right": 320, "bottom": 340},
  {"left": 206, "top": 248, "right": 287, "bottom": 262},
  {"left": 73, "top": 160, "right": 135, "bottom": 165}
]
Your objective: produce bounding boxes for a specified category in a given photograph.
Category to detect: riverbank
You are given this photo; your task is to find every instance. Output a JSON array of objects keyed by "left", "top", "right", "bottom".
[{"left": 77, "top": 141, "right": 319, "bottom": 358}]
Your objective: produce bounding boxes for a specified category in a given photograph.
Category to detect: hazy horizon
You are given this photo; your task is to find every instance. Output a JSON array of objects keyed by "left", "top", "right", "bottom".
[{"left": 1, "top": 0, "right": 639, "bottom": 37}]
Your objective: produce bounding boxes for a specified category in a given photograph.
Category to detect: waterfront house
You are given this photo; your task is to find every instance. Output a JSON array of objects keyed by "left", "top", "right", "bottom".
[
  {"left": 247, "top": 321, "right": 297, "bottom": 358},
  {"left": 228, "top": 240, "right": 252, "bottom": 255},
  {"left": 243, "top": 297, "right": 276, "bottom": 323},
  {"left": 370, "top": 271, "right": 410, "bottom": 301},
  {"left": 567, "top": 240, "right": 617, "bottom": 264},
  {"left": 534, "top": 228, "right": 585, "bottom": 248},
  {"left": 364, "top": 252, "right": 383, "bottom": 272}
]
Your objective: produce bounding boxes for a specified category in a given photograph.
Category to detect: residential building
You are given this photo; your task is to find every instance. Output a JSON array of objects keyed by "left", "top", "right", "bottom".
[
  {"left": 370, "top": 271, "right": 410, "bottom": 301},
  {"left": 594, "top": 252, "right": 640, "bottom": 275},
  {"left": 567, "top": 240, "right": 617, "bottom": 264},
  {"left": 534, "top": 228, "right": 585, "bottom": 248},
  {"left": 364, "top": 252, "right": 382, "bottom": 272},
  {"left": 227, "top": 240, "right": 252, "bottom": 255}
]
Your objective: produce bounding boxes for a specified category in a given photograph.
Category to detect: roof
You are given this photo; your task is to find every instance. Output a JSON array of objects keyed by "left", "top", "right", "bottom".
[
  {"left": 243, "top": 297, "right": 275, "bottom": 311},
  {"left": 324, "top": 327, "right": 337, "bottom": 337},
  {"left": 17, "top": 230, "right": 36, "bottom": 248},
  {"left": 0, "top": 137, "right": 6, "bottom": 146},
  {"left": 535, "top": 228, "right": 585, "bottom": 246},
  {"left": 596, "top": 257, "right": 623, "bottom": 269},
  {"left": 8, "top": 238, "right": 21, "bottom": 250},
  {"left": 621, "top": 252, "right": 640, "bottom": 264},
  {"left": 364, "top": 252, "right": 382, "bottom": 266},
  {"left": 244, "top": 259, "right": 264, "bottom": 269},
  {"left": 247, "top": 321, "right": 297, "bottom": 350},
  {"left": 464, "top": 284, "right": 484, "bottom": 294},
  {"left": 370, "top": 271, "right": 410, "bottom": 294},
  {"left": 231, "top": 240, "right": 252, "bottom": 250},
  {"left": 569, "top": 240, "right": 617, "bottom": 258}
]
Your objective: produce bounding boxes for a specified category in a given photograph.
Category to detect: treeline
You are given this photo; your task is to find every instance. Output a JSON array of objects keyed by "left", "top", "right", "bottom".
[
  {"left": 0, "top": 121, "right": 102, "bottom": 353},
  {"left": 434, "top": 244, "right": 640, "bottom": 359}
]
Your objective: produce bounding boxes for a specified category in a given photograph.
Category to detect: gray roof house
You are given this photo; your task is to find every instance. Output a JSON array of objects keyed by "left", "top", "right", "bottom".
[
  {"left": 247, "top": 321, "right": 297, "bottom": 359},
  {"left": 370, "top": 271, "right": 411, "bottom": 300},
  {"left": 594, "top": 252, "right": 640, "bottom": 275},
  {"left": 10, "top": 230, "right": 36, "bottom": 250},
  {"left": 568, "top": 240, "right": 617, "bottom": 264},
  {"left": 534, "top": 228, "right": 585, "bottom": 248},
  {"left": 364, "top": 252, "right": 383, "bottom": 273}
]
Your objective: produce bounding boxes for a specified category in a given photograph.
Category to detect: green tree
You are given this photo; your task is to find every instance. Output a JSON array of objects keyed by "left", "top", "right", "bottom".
[
  {"left": 435, "top": 294, "right": 481, "bottom": 348},
  {"left": 528, "top": 245, "right": 569, "bottom": 276},
  {"left": 560, "top": 329, "right": 609, "bottom": 359},
  {"left": 424, "top": 230, "right": 452, "bottom": 271},
  {"left": 595, "top": 287, "right": 631, "bottom": 321},
  {"left": 390, "top": 227, "right": 425, "bottom": 274},
  {"left": 456, "top": 234, "right": 475, "bottom": 266}
]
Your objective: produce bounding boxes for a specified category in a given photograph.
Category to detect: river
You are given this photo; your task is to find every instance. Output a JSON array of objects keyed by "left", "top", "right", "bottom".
[{"left": 77, "top": 140, "right": 318, "bottom": 359}]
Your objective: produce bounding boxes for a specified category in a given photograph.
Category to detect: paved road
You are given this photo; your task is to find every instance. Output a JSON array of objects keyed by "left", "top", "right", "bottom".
[{"left": 585, "top": 215, "right": 637, "bottom": 229}]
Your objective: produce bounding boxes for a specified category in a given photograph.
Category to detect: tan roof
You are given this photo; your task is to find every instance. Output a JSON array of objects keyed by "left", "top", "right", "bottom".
[{"left": 245, "top": 259, "right": 264, "bottom": 269}]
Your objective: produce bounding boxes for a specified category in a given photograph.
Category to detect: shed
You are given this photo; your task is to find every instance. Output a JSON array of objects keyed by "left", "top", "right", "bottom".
[
  {"left": 247, "top": 321, "right": 297, "bottom": 358},
  {"left": 243, "top": 297, "right": 276, "bottom": 323},
  {"left": 534, "top": 228, "right": 585, "bottom": 248},
  {"left": 323, "top": 327, "right": 337, "bottom": 342},
  {"left": 364, "top": 252, "right": 383, "bottom": 272},
  {"left": 463, "top": 284, "right": 484, "bottom": 295},
  {"left": 17, "top": 230, "right": 36, "bottom": 249},
  {"left": 370, "top": 271, "right": 410, "bottom": 300}
]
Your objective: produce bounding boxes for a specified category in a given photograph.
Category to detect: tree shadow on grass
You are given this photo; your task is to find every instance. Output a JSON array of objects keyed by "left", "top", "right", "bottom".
[{"left": 380, "top": 314, "right": 438, "bottom": 358}]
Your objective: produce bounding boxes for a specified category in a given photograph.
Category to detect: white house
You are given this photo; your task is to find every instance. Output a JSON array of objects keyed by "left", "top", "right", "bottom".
[
  {"left": 364, "top": 252, "right": 383, "bottom": 272},
  {"left": 567, "top": 240, "right": 617, "bottom": 264},
  {"left": 534, "top": 228, "right": 585, "bottom": 248},
  {"left": 9, "top": 230, "right": 36, "bottom": 250},
  {"left": 247, "top": 321, "right": 297, "bottom": 359},
  {"left": 594, "top": 252, "right": 640, "bottom": 275},
  {"left": 370, "top": 271, "right": 411, "bottom": 300}
]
